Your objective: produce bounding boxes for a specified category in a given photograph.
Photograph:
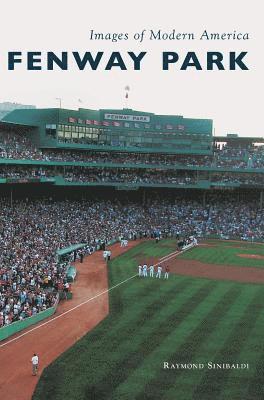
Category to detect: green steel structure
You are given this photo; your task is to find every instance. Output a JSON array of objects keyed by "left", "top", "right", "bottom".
[
  {"left": 3, "top": 107, "right": 213, "bottom": 153},
  {"left": 0, "top": 107, "right": 263, "bottom": 196}
]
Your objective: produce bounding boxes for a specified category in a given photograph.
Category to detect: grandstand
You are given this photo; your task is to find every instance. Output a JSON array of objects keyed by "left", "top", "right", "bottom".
[
  {"left": 0, "top": 106, "right": 263, "bottom": 330},
  {"left": 0, "top": 107, "right": 263, "bottom": 201}
]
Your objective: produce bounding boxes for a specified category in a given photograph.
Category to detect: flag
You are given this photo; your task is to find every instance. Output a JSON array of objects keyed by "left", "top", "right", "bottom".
[
  {"left": 113, "top": 121, "right": 121, "bottom": 127},
  {"left": 125, "top": 85, "right": 130, "bottom": 100},
  {"left": 178, "top": 125, "right": 185, "bottom": 130},
  {"left": 85, "top": 119, "right": 92, "bottom": 125},
  {"left": 102, "top": 121, "right": 110, "bottom": 126},
  {"left": 68, "top": 117, "right": 76, "bottom": 123},
  {"left": 93, "top": 120, "right": 100, "bottom": 125},
  {"left": 166, "top": 124, "right": 173, "bottom": 130}
]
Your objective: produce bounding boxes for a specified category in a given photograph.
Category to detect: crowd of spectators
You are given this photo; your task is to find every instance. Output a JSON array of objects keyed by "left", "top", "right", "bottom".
[
  {"left": 0, "top": 130, "right": 263, "bottom": 329},
  {"left": 0, "top": 195, "right": 263, "bottom": 327},
  {"left": 211, "top": 173, "right": 264, "bottom": 185},
  {"left": 0, "top": 131, "right": 41, "bottom": 161},
  {"left": 0, "top": 165, "right": 263, "bottom": 187},
  {"left": 43, "top": 151, "right": 213, "bottom": 167},
  {"left": 64, "top": 169, "right": 196, "bottom": 185},
  {"left": 0, "top": 166, "right": 52, "bottom": 179},
  {"left": 214, "top": 144, "right": 264, "bottom": 169},
  {"left": 0, "top": 130, "right": 264, "bottom": 169}
]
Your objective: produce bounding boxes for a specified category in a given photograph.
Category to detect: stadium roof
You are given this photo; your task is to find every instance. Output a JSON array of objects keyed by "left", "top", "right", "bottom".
[
  {"left": 0, "top": 120, "right": 37, "bottom": 129},
  {"left": 214, "top": 135, "right": 264, "bottom": 143},
  {"left": 57, "top": 243, "right": 87, "bottom": 256}
]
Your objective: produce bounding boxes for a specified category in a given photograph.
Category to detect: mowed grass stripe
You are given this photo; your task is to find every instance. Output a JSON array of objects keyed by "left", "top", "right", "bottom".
[
  {"left": 100, "top": 277, "right": 191, "bottom": 344},
  {"left": 178, "top": 245, "right": 264, "bottom": 268},
  {"left": 82, "top": 281, "right": 217, "bottom": 399},
  {"left": 165, "top": 284, "right": 262, "bottom": 400},
  {"left": 109, "top": 239, "right": 175, "bottom": 267},
  {"left": 109, "top": 273, "right": 182, "bottom": 311},
  {"left": 34, "top": 279, "right": 210, "bottom": 400},
  {"left": 33, "top": 240, "right": 264, "bottom": 400},
  {"left": 206, "top": 240, "right": 263, "bottom": 250},
  {"left": 218, "top": 298, "right": 264, "bottom": 400},
  {"left": 86, "top": 277, "right": 190, "bottom": 350},
  {"left": 105, "top": 279, "right": 206, "bottom": 347},
  {"left": 136, "top": 285, "right": 242, "bottom": 400},
  {"left": 127, "top": 284, "right": 241, "bottom": 400},
  {"left": 110, "top": 282, "right": 236, "bottom": 400},
  {"left": 105, "top": 253, "right": 156, "bottom": 321},
  {"left": 186, "top": 284, "right": 261, "bottom": 360},
  {"left": 191, "top": 286, "right": 264, "bottom": 400},
  {"left": 245, "top": 348, "right": 264, "bottom": 400}
]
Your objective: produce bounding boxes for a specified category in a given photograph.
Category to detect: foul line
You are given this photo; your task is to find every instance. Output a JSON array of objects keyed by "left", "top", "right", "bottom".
[
  {"left": 0, "top": 246, "right": 194, "bottom": 348},
  {"left": 160, "top": 250, "right": 179, "bottom": 261}
]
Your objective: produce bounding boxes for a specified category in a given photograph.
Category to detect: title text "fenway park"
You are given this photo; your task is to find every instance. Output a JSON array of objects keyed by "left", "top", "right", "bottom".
[{"left": 7, "top": 51, "right": 248, "bottom": 71}]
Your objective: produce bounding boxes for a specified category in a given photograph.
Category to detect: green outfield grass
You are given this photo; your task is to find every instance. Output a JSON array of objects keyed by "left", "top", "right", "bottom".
[
  {"left": 206, "top": 239, "right": 264, "bottom": 249},
  {"left": 178, "top": 240, "right": 264, "bottom": 268},
  {"left": 33, "top": 240, "right": 264, "bottom": 400}
]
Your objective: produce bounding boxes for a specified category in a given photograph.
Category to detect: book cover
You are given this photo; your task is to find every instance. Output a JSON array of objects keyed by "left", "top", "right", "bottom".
[{"left": 0, "top": 1, "right": 263, "bottom": 399}]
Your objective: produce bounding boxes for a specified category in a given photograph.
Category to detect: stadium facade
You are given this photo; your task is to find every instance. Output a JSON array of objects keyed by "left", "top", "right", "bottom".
[
  {"left": 2, "top": 107, "right": 213, "bottom": 153},
  {"left": 0, "top": 106, "right": 263, "bottom": 204}
]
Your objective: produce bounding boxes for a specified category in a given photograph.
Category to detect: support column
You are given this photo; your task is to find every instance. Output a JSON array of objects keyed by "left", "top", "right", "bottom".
[
  {"left": 142, "top": 189, "right": 146, "bottom": 205},
  {"left": 203, "top": 191, "right": 206, "bottom": 207},
  {"left": 10, "top": 188, "right": 13, "bottom": 208}
]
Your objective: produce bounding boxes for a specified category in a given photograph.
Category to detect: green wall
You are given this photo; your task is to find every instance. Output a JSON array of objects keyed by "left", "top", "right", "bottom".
[{"left": 0, "top": 298, "right": 59, "bottom": 342}]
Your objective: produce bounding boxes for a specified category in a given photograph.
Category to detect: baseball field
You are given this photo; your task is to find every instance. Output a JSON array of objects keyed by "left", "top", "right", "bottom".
[{"left": 33, "top": 239, "right": 264, "bottom": 400}]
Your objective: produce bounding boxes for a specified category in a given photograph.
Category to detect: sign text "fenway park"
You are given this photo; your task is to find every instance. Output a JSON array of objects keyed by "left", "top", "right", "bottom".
[{"left": 104, "top": 113, "right": 150, "bottom": 122}]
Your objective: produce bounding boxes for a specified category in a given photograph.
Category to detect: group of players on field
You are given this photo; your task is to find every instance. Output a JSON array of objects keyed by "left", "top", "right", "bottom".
[{"left": 138, "top": 264, "right": 170, "bottom": 279}]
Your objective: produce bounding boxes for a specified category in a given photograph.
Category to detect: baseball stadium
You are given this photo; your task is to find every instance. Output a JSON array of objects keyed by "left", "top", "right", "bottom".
[{"left": 0, "top": 106, "right": 263, "bottom": 400}]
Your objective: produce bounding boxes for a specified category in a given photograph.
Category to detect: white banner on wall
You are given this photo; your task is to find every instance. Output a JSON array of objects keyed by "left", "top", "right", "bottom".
[{"left": 104, "top": 113, "right": 150, "bottom": 122}]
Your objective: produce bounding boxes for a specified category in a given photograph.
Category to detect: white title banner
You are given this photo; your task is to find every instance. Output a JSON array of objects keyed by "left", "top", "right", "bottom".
[{"left": 104, "top": 113, "right": 150, "bottom": 122}]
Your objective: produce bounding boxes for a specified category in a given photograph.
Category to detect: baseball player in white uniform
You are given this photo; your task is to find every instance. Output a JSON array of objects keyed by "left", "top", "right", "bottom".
[
  {"left": 143, "top": 264, "right": 148, "bottom": 277},
  {"left": 156, "top": 265, "right": 162, "bottom": 278},
  {"left": 149, "top": 265, "right": 154, "bottom": 277},
  {"left": 138, "top": 265, "right": 142, "bottom": 277},
  {"left": 31, "top": 353, "right": 39, "bottom": 376},
  {"left": 103, "top": 250, "right": 108, "bottom": 261}
]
